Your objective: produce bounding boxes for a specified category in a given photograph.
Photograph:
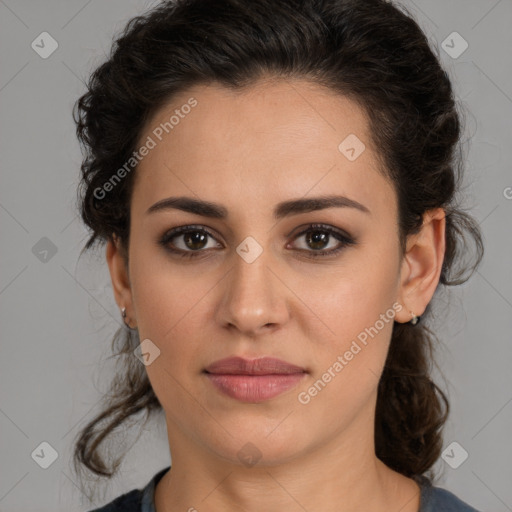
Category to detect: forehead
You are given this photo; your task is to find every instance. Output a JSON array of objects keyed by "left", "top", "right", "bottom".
[{"left": 131, "top": 79, "right": 395, "bottom": 218}]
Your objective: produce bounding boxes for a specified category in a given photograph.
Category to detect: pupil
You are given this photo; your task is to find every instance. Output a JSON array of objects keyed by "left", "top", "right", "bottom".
[
  {"left": 185, "top": 231, "right": 207, "bottom": 250},
  {"left": 307, "top": 230, "right": 328, "bottom": 250}
]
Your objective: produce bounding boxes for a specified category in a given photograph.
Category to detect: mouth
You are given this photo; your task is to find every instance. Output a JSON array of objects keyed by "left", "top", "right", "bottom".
[
  {"left": 204, "top": 356, "right": 307, "bottom": 375},
  {"left": 203, "top": 356, "right": 307, "bottom": 402}
]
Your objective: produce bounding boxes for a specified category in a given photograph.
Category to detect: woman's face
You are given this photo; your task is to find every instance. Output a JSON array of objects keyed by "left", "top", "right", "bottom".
[{"left": 107, "top": 79, "right": 437, "bottom": 467}]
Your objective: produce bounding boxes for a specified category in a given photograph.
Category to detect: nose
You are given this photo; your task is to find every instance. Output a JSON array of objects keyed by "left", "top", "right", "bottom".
[{"left": 215, "top": 245, "right": 290, "bottom": 337}]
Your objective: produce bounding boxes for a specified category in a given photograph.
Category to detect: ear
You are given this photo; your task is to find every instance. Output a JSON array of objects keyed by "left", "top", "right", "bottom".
[
  {"left": 106, "top": 235, "right": 136, "bottom": 327},
  {"left": 395, "top": 208, "right": 446, "bottom": 324}
]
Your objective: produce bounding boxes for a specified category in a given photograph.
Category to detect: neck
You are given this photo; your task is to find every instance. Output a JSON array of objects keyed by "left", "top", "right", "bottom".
[{"left": 154, "top": 406, "right": 421, "bottom": 512}]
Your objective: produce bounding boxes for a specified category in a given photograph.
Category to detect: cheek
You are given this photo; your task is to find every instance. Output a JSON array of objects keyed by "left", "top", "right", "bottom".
[
  {"left": 306, "top": 281, "right": 396, "bottom": 385},
  {"left": 296, "top": 240, "right": 401, "bottom": 398},
  {"left": 295, "top": 278, "right": 399, "bottom": 428},
  {"left": 130, "top": 254, "right": 207, "bottom": 344},
  {"left": 128, "top": 251, "right": 213, "bottom": 411},
  {"left": 303, "top": 247, "right": 400, "bottom": 343}
]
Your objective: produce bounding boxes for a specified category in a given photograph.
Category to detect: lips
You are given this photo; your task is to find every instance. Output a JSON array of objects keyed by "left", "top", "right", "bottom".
[
  {"left": 203, "top": 356, "right": 307, "bottom": 402},
  {"left": 204, "top": 356, "right": 307, "bottom": 375}
]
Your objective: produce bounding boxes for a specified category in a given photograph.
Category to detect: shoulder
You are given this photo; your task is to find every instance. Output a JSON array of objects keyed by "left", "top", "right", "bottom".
[
  {"left": 86, "top": 465, "right": 170, "bottom": 512},
  {"left": 86, "top": 489, "right": 143, "bottom": 512},
  {"left": 420, "top": 479, "right": 481, "bottom": 512}
]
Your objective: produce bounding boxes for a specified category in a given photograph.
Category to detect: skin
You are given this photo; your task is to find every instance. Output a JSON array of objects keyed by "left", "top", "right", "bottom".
[{"left": 106, "top": 78, "right": 445, "bottom": 512}]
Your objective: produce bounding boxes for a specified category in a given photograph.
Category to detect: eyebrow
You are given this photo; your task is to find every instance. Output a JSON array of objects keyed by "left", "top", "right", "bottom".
[{"left": 146, "top": 194, "right": 370, "bottom": 219}]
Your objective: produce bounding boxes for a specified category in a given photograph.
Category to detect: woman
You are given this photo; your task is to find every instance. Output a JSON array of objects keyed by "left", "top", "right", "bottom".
[{"left": 72, "top": 0, "right": 484, "bottom": 510}]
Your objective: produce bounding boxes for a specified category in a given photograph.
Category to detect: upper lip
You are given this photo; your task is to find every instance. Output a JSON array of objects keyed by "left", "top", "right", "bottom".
[{"left": 204, "top": 356, "right": 307, "bottom": 375}]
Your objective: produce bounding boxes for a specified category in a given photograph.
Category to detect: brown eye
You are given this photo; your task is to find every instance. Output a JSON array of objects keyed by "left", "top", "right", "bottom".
[
  {"left": 159, "top": 225, "right": 222, "bottom": 258},
  {"left": 304, "top": 230, "right": 331, "bottom": 250},
  {"left": 159, "top": 223, "right": 356, "bottom": 260},
  {"left": 180, "top": 231, "right": 209, "bottom": 250},
  {"left": 290, "top": 224, "right": 356, "bottom": 258}
]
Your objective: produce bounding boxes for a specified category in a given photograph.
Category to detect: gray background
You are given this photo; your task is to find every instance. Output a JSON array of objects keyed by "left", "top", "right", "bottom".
[{"left": 0, "top": 0, "right": 511, "bottom": 510}]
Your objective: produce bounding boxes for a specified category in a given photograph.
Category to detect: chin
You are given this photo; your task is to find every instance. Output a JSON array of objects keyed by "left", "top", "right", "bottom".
[{"left": 200, "top": 421, "right": 310, "bottom": 468}]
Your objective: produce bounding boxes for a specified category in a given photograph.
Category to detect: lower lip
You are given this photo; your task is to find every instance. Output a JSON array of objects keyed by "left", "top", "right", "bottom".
[{"left": 205, "top": 373, "right": 306, "bottom": 402}]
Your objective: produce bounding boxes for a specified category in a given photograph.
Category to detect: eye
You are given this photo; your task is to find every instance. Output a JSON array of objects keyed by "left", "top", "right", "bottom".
[
  {"left": 288, "top": 223, "right": 356, "bottom": 258},
  {"left": 159, "top": 223, "right": 356, "bottom": 260},
  {"left": 159, "top": 225, "right": 222, "bottom": 258}
]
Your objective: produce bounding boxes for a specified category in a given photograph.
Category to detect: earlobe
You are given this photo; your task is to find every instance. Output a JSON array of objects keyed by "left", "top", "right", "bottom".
[{"left": 395, "top": 208, "right": 446, "bottom": 324}]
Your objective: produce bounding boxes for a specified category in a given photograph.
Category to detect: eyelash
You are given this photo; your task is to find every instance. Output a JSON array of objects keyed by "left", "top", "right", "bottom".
[{"left": 158, "top": 223, "right": 356, "bottom": 260}]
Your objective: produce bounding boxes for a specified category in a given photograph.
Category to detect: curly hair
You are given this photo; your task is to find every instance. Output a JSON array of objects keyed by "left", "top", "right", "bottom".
[{"left": 72, "top": 0, "right": 484, "bottom": 493}]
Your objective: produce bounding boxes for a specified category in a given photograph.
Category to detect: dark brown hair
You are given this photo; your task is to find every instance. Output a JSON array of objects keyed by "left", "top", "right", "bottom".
[{"left": 72, "top": 0, "right": 484, "bottom": 493}]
